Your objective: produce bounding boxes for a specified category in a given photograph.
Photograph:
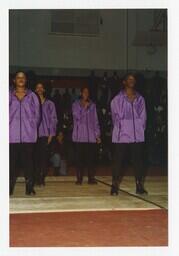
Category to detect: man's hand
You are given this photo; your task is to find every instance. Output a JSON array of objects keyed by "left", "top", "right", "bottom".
[
  {"left": 48, "top": 136, "right": 53, "bottom": 145},
  {"left": 96, "top": 137, "right": 101, "bottom": 144}
]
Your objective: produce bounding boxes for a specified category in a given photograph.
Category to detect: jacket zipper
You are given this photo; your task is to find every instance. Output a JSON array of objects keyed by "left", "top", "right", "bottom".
[
  {"left": 86, "top": 110, "right": 89, "bottom": 142},
  {"left": 20, "top": 100, "right": 22, "bottom": 143},
  {"left": 131, "top": 102, "right": 136, "bottom": 142}
]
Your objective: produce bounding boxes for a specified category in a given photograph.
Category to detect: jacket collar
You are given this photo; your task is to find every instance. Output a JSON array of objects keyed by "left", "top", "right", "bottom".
[
  {"left": 79, "top": 99, "right": 93, "bottom": 108},
  {"left": 120, "top": 89, "right": 140, "bottom": 101},
  {"left": 12, "top": 88, "right": 32, "bottom": 96}
]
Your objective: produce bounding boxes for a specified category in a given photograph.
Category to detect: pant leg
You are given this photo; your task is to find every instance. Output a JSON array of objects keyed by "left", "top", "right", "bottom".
[
  {"left": 34, "top": 138, "right": 41, "bottom": 183},
  {"left": 112, "top": 143, "right": 128, "bottom": 187},
  {"left": 39, "top": 137, "right": 49, "bottom": 178},
  {"left": 21, "top": 143, "right": 35, "bottom": 183},
  {"left": 75, "top": 143, "right": 86, "bottom": 182},
  {"left": 34, "top": 137, "right": 48, "bottom": 182},
  {"left": 130, "top": 143, "right": 145, "bottom": 182},
  {"left": 9, "top": 143, "right": 20, "bottom": 193},
  {"left": 87, "top": 143, "right": 97, "bottom": 181}
]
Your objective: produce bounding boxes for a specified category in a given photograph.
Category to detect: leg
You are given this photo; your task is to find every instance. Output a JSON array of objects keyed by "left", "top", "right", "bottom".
[
  {"left": 34, "top": 138, "right": 41, "bottom": 185},
  {"left": 111, "top": 143, "right": 127, "bottom": 195},
  {"left": 9, "top": 144, "right": 19, "bottom": 195},
  {"left": 39, "top": 137, "right": 49, "bottom": 185},
  {"left": 87, "top": 143, "right": 98, "bottom": 184},
  {"left": 21, "top": 143, "right": 36, "bottom": 195},
  {"left": 131, "top": 143, "right": 148, "bottom": 194},
  {"left": 75, "top": 143, "right": 85, "bottom": 184}
]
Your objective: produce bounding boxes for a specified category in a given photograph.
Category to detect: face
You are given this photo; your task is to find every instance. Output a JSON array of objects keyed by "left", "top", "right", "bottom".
[
  {"left": 14, "top": 72, "right": 27, "bottom": 88},
  {"left": 81, "top": 88, "right": 89, "bottom": 101},
  {"left": 35, "top": 83, "right": 45, "bottom": 96},
  {"left": 124, "top": 75, "right": 136, "bottom": 89}
]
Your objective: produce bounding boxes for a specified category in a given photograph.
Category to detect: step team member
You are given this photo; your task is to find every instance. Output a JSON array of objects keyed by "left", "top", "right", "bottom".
[
  {"left": 110, "top": 73, "right": 148, "bottom": 195},
  {"left": 9, "top": 71, "right": 40, "bottom": 195},
  {"left": 35, "top": 82, "right": 58, "bottom": 186},
  {"left": 72, "top": 87, "right": 101, "bottom": 185}
]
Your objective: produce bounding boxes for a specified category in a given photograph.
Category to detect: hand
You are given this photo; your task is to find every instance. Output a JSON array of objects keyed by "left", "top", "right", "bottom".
[
  {"left": 84, "top": 101, "right": 90, "bottom": 108},
  {"left": 48, "top": 136, "right": 53, "bottom": 145},
  {"left": 96, "top": 137, "right": 101, "bottom": 144}
]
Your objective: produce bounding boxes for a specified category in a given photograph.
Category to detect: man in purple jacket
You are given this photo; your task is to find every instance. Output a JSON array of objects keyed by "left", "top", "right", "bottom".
[
  {"left": 72, "top": 87, "right": 101, "bottom": 185},
  {"left": 35, "top": 82, "right": 58, "bottom": 185},
  {"left": 9, "top": 71, "right": 41, "bottom": 195},
  {"left": 110, "top": 73, "right": 148, "bottom": 195}
]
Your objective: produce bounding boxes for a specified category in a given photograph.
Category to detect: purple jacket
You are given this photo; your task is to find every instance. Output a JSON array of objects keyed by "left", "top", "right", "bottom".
[
  {"left": 39, "top": 99, "right": 57, "bottom": 137},
  {"left": 9, "top": 89, "right": 40, "bottom": 143},
  {"left": 111, "top": 90, "right": 147, "bottom": 143},
  {"left": 72, "top": 100, "right": 100, "bottom": 143}
]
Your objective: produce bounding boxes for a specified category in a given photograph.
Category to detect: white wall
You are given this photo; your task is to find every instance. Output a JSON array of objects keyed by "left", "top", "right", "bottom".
[{"left": 9, "top": 9, "right": 167, "bottom": 75}]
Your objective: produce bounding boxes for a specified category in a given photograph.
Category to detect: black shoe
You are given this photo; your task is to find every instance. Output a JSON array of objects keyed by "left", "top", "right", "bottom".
[
  {"left": 40, "top": 176, "right": 46, "bottom": 186},
  {"left": 110, "top": 185, "right": 119, "bottom": 196},
  {"left": 88, "top": 179, "right": 98, "bottom": 185},
  {"left": 136, "top": 183, "right": 148, "bottom": 195},
  {"left": 26, "top": 181, "right": 36, "bottom": 196},
  {"left": 75, "top": 180, "right": 82, "bottom": 185},
  {"left": 10, "top": 179, "right": 16, "bottom": 196}
]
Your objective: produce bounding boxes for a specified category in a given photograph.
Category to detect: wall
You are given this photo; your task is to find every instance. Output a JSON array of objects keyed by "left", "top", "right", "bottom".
[{"left": 9, "top": 9, "right": 167, "bottom": 76}]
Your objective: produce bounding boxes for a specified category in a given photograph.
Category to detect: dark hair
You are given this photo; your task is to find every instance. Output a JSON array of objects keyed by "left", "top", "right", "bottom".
[
  {"left": 14, "top": 71, "right": 27, "bottom": 79},
  {"left": 35, "top": 81, "right": 46, "bottom": 90},
  {"left": 123, "top": 73, "right": 136, "bottom": 82},
  {"left": 80, "top": 86, "right": 90, "bottom": 94}
]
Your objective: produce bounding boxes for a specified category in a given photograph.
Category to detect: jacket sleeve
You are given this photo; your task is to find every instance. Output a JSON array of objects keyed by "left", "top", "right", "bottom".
[
  {"left": 139, "top": 97, "right": 147, "bottom": 130},
  {"left": 32, "top": 93, "right": 41, "bottom": 127},
  {"left": 72, "top": 101, "right": 85, "bottom": 124},
  {"left": 49, "top": 102, "right": 58, "bottom": 136},
  {"left": 110, "top": 98, "right": 120, "bottom": 127},
  {"left": 94, "top": 105, "right": 101, "bottom": 138}
]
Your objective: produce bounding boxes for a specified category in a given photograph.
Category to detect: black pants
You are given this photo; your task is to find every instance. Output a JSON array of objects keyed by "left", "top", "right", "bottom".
[
  {"left": 75, "top": 143, "right": 97, "bottom": 181},
  {"left": 34, "top": 137, "right": 49, "bottom": 183},
  {"left": 112, "top": 143, "right": 145, "bottom": 186},
  {"left": 10, "top": 143, "right": 35, "bottom": 185}
]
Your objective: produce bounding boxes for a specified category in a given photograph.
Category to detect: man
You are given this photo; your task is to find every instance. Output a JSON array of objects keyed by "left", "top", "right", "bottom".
[
  {"left": 9, "top": 71, "right": 40, "bottom": 195},
  {"left": 35, "top": 82, "right": 58, "bottom": 185},
  {"left": 110, "top": 73, "right": 148, "bottom": 195}
]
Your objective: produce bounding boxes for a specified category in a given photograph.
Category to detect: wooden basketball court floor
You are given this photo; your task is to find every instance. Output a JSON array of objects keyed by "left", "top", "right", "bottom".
[{"left": 10, "top": 176, "right": 167, "bottom": 213}]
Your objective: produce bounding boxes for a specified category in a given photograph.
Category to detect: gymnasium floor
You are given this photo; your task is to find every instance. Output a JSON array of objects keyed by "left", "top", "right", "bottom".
[{"left": 10, "top": 176, "right": 168, "bottom": 247}]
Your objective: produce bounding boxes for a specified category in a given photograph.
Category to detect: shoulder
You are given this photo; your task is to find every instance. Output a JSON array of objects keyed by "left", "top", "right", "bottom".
[
  {"left": 72, "top": 100, "right": 80, "bottom": 108},
  {"left": 111, "top": 91, "right": 123, "bottom": 105},
  {"left": 90, "top": 101, "right": 96, "bottom": 108},
  {"left": 46, "top": 99, "right": 55, "bottom": 107},
  {"left": 136, "top": 92, "right": 145, "bottom": 103},
  {"left": 28, "top": 90, "right": 38, "bottom": 99}
]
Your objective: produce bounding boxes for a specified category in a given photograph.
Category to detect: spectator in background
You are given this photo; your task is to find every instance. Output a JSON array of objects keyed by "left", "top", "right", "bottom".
[
  {"left": 110, "top": 73, "right": 148, "bottom": 195},
  {"left": 62, "top": 88, "right": 71, "bottom": 111},
  {"left": 9, "top": 71, "right": 40, "bottom": 195},
  {"left": 99, "top": 72, "right": 109, "bottom": 108},
  {"left": 52, "top": 89, "right": 62, "bottom": 123},
  {"left": 35, "top": 82, "right": 58, "bottom": 186},
  {"left": 88, "top": 70, "right": 98, "bottom": 102},
  {"left": 49, "top": 132, "right": 67, "bottom": 176},
  {"left": 71, "top": 88, "right": 79, "bottom": 103},
  {"left": 110, "top": 71, "right": 120, "bottom": 100},
  {"left": 72, "top": 87, "right": 101, "bottom": 185}
]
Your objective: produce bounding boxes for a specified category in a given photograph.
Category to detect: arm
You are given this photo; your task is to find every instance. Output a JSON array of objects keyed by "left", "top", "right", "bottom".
[
  {"left": 110, "top": 98, "right": 120, "bottom": 127},
  {"left": 32, "top": 93, "right": 41, "bottom": 127},
  {"left": 139, "top": 97, "right": 147, "bottom": 130},
  {"left": 72, "top": 101, "right": 84, "bottom": 124},
  {"left": 49, "top": 102, "right": 58, "bottom": 136},
  {"left": 94, "top": 104, "right": 101, "bottom": 140}
]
